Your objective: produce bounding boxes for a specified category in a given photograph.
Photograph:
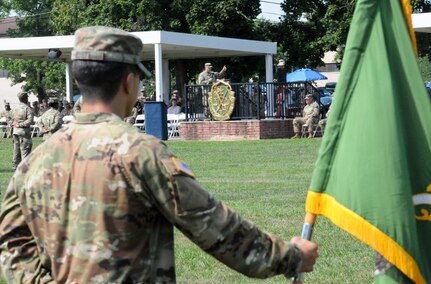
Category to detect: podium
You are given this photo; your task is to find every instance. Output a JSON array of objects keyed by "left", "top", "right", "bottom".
[{"left": 144, "top": 102, "right": 168, "bottom": 140}]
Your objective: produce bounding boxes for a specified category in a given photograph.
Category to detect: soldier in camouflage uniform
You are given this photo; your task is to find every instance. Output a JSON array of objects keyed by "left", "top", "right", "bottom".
[
  {"left": 197, "top": 62, "right": 227, "bottom": 85},
  {"left": 9, "top": 91, "right": 34, "bottom": 170},
  {"left": 0, "top": 26, "right": 318, "bottom": 283},
  {"left": 197, "top": 63, "right": 227, "bottom": 119},
  {"left": 38, "top": 99, "right": 48, "bottom": 116},
  {"left": 292, "top": 94, "right": 320, "bottom": 139},
  {"left": 0, "top": 102, "right": 11, "bottom": 124},
  {"left": 73, "top": 95, "right": 82, "bottom": 113},
  {"left": 61, "top": 101, "right": 74, "bottom": 116},
  {"left": 37, "top": 98, "right": 63, "bottom": 140}
]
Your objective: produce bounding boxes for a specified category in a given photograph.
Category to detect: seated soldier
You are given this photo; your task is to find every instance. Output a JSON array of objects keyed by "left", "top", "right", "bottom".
[
  {"left": 292, "top": 94, "right": 320, "bottom": 139},
  {"left": 319, "top": 93, "right": 334, "bottom": 135},
  {"left": 167, "top": 97, "right": 182, "bottom": 114}
]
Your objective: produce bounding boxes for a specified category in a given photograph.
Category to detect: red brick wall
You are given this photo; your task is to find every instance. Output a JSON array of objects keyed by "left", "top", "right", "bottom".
[{"left": 180, "top": 119, "right": 294, "bottom": 141}]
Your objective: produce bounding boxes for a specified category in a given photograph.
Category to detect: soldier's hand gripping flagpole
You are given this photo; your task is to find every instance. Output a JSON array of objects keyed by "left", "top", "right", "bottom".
[{"left": 292, "top": 213, "right": 316, "bottom": 284}]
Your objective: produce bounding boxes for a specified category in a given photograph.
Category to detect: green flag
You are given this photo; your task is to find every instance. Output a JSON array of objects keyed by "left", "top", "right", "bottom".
[{"left": 305, "top": 0, "right": 431, "bottom": 283}]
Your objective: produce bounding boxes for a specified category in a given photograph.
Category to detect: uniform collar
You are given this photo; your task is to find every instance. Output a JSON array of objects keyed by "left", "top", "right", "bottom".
[{"left": 73, "top": 112, "right": 122, "bottom": 124}]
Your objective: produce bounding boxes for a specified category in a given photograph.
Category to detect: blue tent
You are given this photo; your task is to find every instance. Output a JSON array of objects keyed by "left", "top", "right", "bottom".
[
  {"left": 73, "top": 94, "right": 81, "bottom": 102},
  {"left": 286, "top": 68, "right": 328, "bottom": 83}
]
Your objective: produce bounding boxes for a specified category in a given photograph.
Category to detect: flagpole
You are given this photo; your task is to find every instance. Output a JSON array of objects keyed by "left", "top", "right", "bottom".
[{"left": 292, "top": 212, "right": 316, "bottom": 284}]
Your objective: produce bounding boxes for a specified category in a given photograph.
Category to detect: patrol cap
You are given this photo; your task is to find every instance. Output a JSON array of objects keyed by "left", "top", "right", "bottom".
[
  {"left": 17, "top": 91, "right": 28, "bottom": 99},
  {"left": 277, "top": 59, "right": 285, "bottom": 67},
  {"left": 305, "top": 94, "right": 314, "bottom": 100},
  {"left": 71, "top": 26, "right": 146, "bottom": 73},
  {"left": 205, "top": 62, "right": 212, "bottom": 67}
]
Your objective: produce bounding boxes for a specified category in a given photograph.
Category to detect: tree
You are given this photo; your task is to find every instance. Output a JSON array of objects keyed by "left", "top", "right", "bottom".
[
  {"left": 50, "top": 0, "right": 262, "bottom": 95},
  {"left": 0, "top": 0, "right": 66, "bottom": 100},
  {"left": 278, "top": 0, "right": 431, "bottom": 69},
  {"left": 418, "top": 55, "right": 431, "bottom": 81}
]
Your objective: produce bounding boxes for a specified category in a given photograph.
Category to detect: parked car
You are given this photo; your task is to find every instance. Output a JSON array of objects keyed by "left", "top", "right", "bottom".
[
  {"left": 325, "top": 82, "right": 337, "bottom": 91},
  {"left": 317, "top": 87, "right": 334, "bottom": 118}
]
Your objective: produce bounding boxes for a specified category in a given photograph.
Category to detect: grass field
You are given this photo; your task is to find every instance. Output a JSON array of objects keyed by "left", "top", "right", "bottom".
[{"left": 0, "top": 137, "right": 374, "bottom": 283}]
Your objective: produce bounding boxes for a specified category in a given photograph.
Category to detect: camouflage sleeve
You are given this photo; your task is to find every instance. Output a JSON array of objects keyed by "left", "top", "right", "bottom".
[
  {"left": 215, "top": 68, "right": 226, "bottom": 79},
  {"left": 312, "top": 102, "right": 320, "bottom": 119},
  {"left": 49, "top": 112, "right": 62, "bottom": 132},
  {"left": 0, "top": 177, "right": 55, "bottom": 283},
  {"left": 36, "top": 116, "right": 44, "bottom": 131},
  {"left": 140, "top": 144, "right": 302, "bottom": 279},
  {"left": 19, "top": 107, "right": 34, "bottom": 128},
  {"left": 197, "top": 73, "right": 205, "bottom": 84}
]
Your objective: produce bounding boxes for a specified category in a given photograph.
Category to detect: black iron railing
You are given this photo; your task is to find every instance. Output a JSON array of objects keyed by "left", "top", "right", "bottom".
[{"left": 184, "top": 81, "right": 326, "bottom": 121}]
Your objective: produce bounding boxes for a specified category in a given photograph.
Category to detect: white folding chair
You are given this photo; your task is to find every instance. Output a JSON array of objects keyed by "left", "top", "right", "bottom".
[
  {"left": 301, "top": 124, "right": 318, "bottom": 138},
  {"left": 31, "top": 116, "right": 40, "bottom": 137},
  {"left": 167, "top": 114, "right": 180, "bottom": 138},
  {"left": 0, "top": 117, "right": 9, "bottom": 138},
  {"left": 133, "top": 114, "right": 145, "bottom": 132},
  {"left": 62, "top": 115, "right": 74, "bottom": 124},
  {"left": 313, "top": 124, "right": 322, "bottom": 137}
]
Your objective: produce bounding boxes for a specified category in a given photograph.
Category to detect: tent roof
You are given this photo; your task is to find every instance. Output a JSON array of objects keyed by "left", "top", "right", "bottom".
[
  {"left": 0, "top": 30, "right": 277, "bottom": 62},
  {"left": 412, "top": 12, "right": 431, "bottom": 33}
]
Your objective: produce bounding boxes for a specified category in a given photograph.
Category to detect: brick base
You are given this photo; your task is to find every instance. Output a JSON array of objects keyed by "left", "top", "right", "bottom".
[{"left": 180, "top": 119, "right": 295, "bottom": 141}]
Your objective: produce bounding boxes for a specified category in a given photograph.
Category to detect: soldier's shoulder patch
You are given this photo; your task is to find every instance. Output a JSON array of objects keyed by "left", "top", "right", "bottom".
[{"left": 171, "top": 157, "right": 195, "bottom": 178}]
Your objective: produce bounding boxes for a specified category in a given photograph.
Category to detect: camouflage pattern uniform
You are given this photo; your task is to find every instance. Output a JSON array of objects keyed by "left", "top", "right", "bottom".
[
  {"left": 293, "top": 97, "right": 320, "bottom": 136},
  {"left": 0, "top": 112, "right": 302, "bottom": 283},
  {"left": 198, "top": 65, "right": 226, "bottom": 119},
  {"left": 38, "top": 105, "right": 48, "bottom": 117},
  {"left": 9, "top": 97, "right": 34, "bottom": 169},
  {"left": 197, "top": 69, "right": 226, "bottom": 85},
  {"left": 37, "top": 107, "right": 63, "bottom": 140},
  {"left": 61, "top": 108, "right": 74, "bottom": 116},
  {"left": 73, "top": 96, "right": 83, "bottom": 113},
  {"left": 125, "top": 106, "right": 138, "bottom": 124},
  {"left": 0, "top": 106, "right": 11, "bottom": 124}
]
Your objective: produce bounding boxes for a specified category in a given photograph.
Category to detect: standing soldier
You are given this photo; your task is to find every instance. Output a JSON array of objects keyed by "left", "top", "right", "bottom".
[
  {"left": 31, "top": 101, "right": 40, "bottom": 117},
  {"left": 0, "top": 26, "right": 317, "bottom": 283},
  {"left": 37, "top": 98, "right": 63, "bottom": 140},
  {"left": 197, "top": 62, "right": 227, "bottom": 85},
  {"left": 38, "top": 99, "right": 48, "bottom": 116},
  {"left": 197, "top": 63, "right": 227, "bottom": 119},
  {"left": 9, "top": 91, "right": 33, "bottom": 170},
  {"left": 61, "top": 101, "right": 74, "bottom": 116},
  {"left": 73, "top": 95, "right": 82, "bottom": 113},
  {"left": 0, "top": 102, "right": 12, "bottom": 122}
]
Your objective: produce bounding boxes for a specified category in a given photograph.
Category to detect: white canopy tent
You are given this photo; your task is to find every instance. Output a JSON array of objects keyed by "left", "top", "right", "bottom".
[
  {"left": 0, "top": 30, "right": 277, "bottom": 104},
  {"left": 412, "top": 12, "right": 431, "bottom": 33}
]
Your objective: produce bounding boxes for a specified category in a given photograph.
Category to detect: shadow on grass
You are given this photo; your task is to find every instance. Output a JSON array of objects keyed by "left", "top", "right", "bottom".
[{"left": 0, "top": 168, "right": 14, "bottom": 173}]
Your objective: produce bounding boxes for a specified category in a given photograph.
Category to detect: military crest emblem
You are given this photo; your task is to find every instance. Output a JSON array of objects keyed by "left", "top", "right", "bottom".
[{"left": 208, "top": 80, "right": 235, "bottom": 121}]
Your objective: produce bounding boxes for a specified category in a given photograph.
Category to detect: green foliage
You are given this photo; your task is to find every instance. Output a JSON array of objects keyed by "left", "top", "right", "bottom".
[
  {"left": 2, "top": 0, "right": 431, "bottom": 93},
  {"left": 50, "top": 0, "right": 264, "bottom": 84},
  {"left": 418, "top": 55, "right": 431, "bottom": 81},
  {"left": 278, "top": 0, "right": 431, "bottom": 69},
  {"left": 0, "top": 58, "right": 66, "bottom": 99}
]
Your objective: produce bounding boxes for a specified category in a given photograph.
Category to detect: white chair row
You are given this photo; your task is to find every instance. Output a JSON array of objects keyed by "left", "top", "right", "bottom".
[
  {"left": 131, "top": 113, "right": 186, "bottom": 138},
  {"left": 133, "top": 114, "right": 145, "bottom": 132},
  {"left": 0, "top": 117, "right": 11, "bottom": 138},
  {"left": 167, "top": 113, "right": 186, "bottom": 138}
]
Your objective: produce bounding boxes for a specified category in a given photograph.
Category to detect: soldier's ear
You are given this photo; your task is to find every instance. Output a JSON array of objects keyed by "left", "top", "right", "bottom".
[{"left": 123, "top": 72, "right": 137, "bottom": 96}]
